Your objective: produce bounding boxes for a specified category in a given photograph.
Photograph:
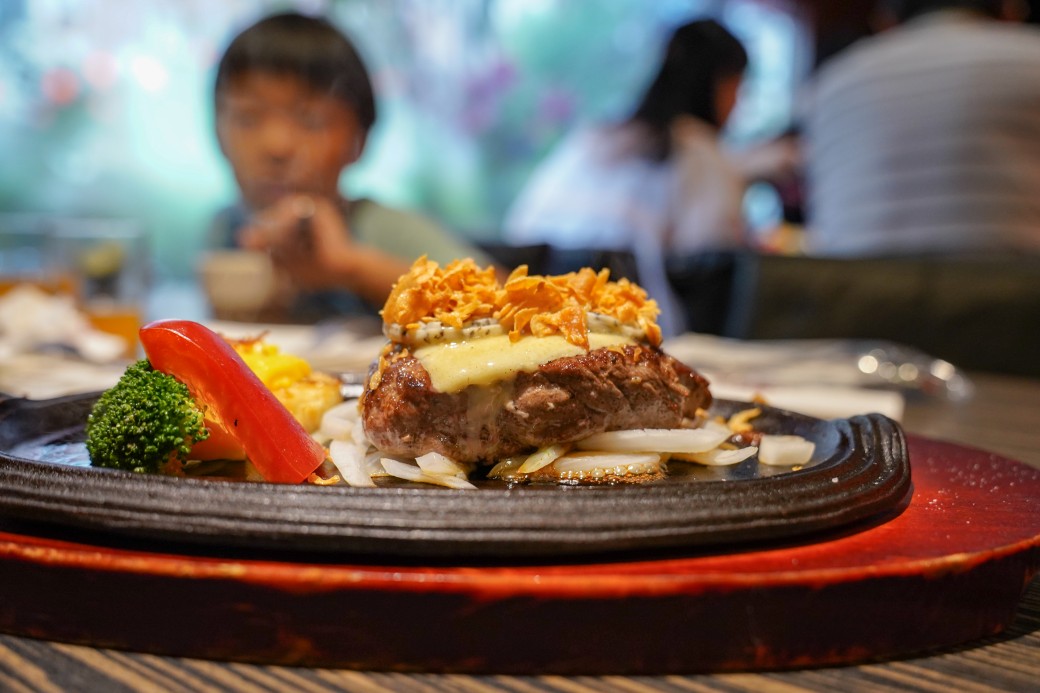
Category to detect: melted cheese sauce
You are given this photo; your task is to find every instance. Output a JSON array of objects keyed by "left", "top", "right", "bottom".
[{"left": 414, "top": 333, "right": 635, "bottom": 393}]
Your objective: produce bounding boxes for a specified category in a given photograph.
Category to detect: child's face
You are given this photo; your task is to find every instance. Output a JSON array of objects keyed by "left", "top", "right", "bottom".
[{"left": 216, "top": 71, "right": 363, "bottom": 211}]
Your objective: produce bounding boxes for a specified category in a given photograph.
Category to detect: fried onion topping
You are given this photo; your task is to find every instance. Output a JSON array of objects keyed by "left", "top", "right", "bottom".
[{"left": 381, "top": 257, "right": 662, "bottom": 349}]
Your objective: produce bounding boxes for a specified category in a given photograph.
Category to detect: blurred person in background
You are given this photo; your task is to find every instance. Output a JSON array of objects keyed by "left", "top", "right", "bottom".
[
  {"left": 504, "top": 19, "right": 798, "bottom": 336},
  {"left": 803, "top": 0, "right": 1040, "bottom": 256},
  {"left": 208, "top": 12, "right": 491, "bottom": 322}
]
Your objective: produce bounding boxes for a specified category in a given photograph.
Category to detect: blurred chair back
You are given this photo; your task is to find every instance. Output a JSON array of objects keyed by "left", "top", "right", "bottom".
[
  {"left": 475, "top": 242, "right": 550, "bottom": 274},
  {"left": 478, "top": 242, "right": 640, "bottom": 282},
  {"left": 667, "top": 252, "right": 1040, "bottom": 377},
  {"left": 665, "top": 251, "right": 738, "bottom": 334}
]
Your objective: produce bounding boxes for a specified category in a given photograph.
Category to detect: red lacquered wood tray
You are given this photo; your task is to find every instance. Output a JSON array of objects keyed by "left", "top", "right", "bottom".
[{"left": 1, "top": 435, "right": 1038, "bottom": 674}]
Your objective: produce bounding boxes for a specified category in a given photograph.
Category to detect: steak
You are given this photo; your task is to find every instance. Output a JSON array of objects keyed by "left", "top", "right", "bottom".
[{"left": 361, "top": 344, "right": 711, "bottom": 464}]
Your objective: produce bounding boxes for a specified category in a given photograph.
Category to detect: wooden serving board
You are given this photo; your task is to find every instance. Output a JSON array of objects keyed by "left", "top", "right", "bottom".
[{"left": 1, "top": 435, "right": 1038, "bottom": 674}]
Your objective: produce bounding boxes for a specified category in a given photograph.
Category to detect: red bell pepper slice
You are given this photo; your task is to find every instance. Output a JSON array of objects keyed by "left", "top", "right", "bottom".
[
  {"left": 189, "top": 419, "right": 247, "bottom": 462},
  {"left": 139, "top": 319, "right": 325, "bottom": 484}
]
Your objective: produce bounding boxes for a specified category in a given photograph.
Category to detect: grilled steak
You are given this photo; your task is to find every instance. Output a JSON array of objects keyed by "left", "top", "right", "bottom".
[{"left": 361, "top": 344, "right": 711, "bottom": 464}]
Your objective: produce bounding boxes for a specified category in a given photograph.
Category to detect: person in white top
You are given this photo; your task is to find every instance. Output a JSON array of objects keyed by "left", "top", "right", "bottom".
[
  {"left": 803, "top": 0, "right": 1040, "bottom": 257},
  {"left": 504, "top": 20, "right": 787, "bottom": 336}
]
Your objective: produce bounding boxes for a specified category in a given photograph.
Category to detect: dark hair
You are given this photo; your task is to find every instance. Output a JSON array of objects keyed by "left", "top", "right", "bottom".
[
  {"left": 214, "top": 12, "right": 376, "bottom": 134},
  {"left": 881, "top": 0, "right": 1005, "bottom": 21},
  {"left": 629, "top": 19, "right": 748, "bottom": 161}
]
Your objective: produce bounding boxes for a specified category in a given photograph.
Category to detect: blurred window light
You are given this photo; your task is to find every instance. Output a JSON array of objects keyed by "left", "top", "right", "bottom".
[
  {"left": 0, "top": 0, "right": 810, "bottom": 277},
  {"left": 129, "top": 54, "right": 169, "bottom": 93},
  {"left": 83, "top": 50, "right": 119, "bottom": 91}
]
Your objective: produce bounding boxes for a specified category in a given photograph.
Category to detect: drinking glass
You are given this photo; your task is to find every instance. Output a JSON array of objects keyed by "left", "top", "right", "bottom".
[
  {"left": 45, "top": 218, "right": 151, "bottom": 357},
  {"left": 0, "top": 214, "right": 75, "bottom": 295}
]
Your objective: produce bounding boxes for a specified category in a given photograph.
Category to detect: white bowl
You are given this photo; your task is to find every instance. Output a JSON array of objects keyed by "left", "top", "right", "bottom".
[{"left": 197, "top": 250, "right": 277, "bottom": 320}]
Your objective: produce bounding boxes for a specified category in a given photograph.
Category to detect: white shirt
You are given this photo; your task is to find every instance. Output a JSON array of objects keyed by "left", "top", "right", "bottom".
[
  {"left": 504, "top": 122, "right": 746, "bottom": 335},
  {"left": 805, "top": 13, "right": 1040, "bottom": 256}
]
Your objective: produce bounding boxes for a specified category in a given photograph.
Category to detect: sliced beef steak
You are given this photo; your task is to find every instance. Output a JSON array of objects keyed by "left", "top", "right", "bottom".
[{"left": 361, "top": 344, "right": 711, "bottom": 464}]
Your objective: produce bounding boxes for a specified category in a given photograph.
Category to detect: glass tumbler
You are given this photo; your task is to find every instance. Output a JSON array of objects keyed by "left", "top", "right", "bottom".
[{"left": 46, "top": 218, "right": 151, "bottom": 358}]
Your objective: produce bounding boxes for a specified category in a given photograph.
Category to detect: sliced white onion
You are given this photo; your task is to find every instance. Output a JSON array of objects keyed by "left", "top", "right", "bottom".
[
  {"left": 319, "top": 401, "right": 361, "bottom": 442},
  {"left": 415, "top": 451, "right": 469, "bottom": 477},
  {"left": 351, "top": 417, "right": 369, "bottom": 447},
  {"left": 329, "top": 439, "right": 376, "bottom": 487},
  {"left": 381, "top": 457, "right": 477, "bottom": 490},
  {"left": 380, "top": 458, "right": 423, "bottom": 481},
  {"left": 758, "top": 435, "right": 816, "bottom": 467},
  {"left": 517, "top": 443, "right": 569, "bottom": 474},
  {"left": 673, "top": 446, "right": 758, "bottom": 467},
  {"left": 365, "top": 450, "right": 393, "bottom": 477},
  {"left": 573, "top": 422, "right": 731, "bottom": 454},
  {"left": 487, "top": 456, "right": 525, "bottom": 480},
  {"left": 551, "top": 451, "right": 662, "bottom": 478}
]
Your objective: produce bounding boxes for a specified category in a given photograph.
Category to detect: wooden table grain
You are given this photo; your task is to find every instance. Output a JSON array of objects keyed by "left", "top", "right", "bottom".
[
  {"left": 1, "top": 370, "right": 1038, "bottom": 693},
  {"left": 902, "top": 371, "right": 1040, "bottom": 471}
]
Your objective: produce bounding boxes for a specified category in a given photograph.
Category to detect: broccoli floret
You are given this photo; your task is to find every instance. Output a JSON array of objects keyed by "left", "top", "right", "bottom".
[{"left": 86, "top": 359, "right": 210, "bottom": 473}]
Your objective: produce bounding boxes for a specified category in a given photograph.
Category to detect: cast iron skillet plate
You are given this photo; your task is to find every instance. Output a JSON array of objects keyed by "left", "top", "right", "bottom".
[{"left": 0, "top": 393, "right": 911, "bottom": 559}]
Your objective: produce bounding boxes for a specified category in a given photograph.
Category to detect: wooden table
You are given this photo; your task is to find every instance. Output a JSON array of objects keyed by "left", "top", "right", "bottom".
[
  {"left": 902, "top": 371, "right": 1040, "bottom": 470},
  {"left": 1, "top": 369, "right": 1038, "bottom": 693}
]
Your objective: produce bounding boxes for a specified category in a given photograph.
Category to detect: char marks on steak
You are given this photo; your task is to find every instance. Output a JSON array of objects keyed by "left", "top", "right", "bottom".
[{"left": 361, "top": 344, "right": 711, "bottom": 464}]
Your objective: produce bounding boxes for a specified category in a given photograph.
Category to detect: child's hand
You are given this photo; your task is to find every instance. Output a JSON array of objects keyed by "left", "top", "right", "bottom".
[
  {"left": 239, "top": 194, "right": 355, "bottom": 290},
  {"left": 238, "top": 194, "right": 411, "bottom": 308}
]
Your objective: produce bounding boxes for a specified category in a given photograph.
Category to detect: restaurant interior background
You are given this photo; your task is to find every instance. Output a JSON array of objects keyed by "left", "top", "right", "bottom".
[
  {"left": 4, "top": 0, "right": 1035, "bottom": 355},
  {"left": 0, "top": 0, "right": 829, "bottom": 281}
]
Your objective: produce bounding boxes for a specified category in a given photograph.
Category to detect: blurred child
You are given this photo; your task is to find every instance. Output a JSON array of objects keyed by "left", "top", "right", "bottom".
[{"left": 208, "top": 12, "right": 491, "bottom": 321}]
